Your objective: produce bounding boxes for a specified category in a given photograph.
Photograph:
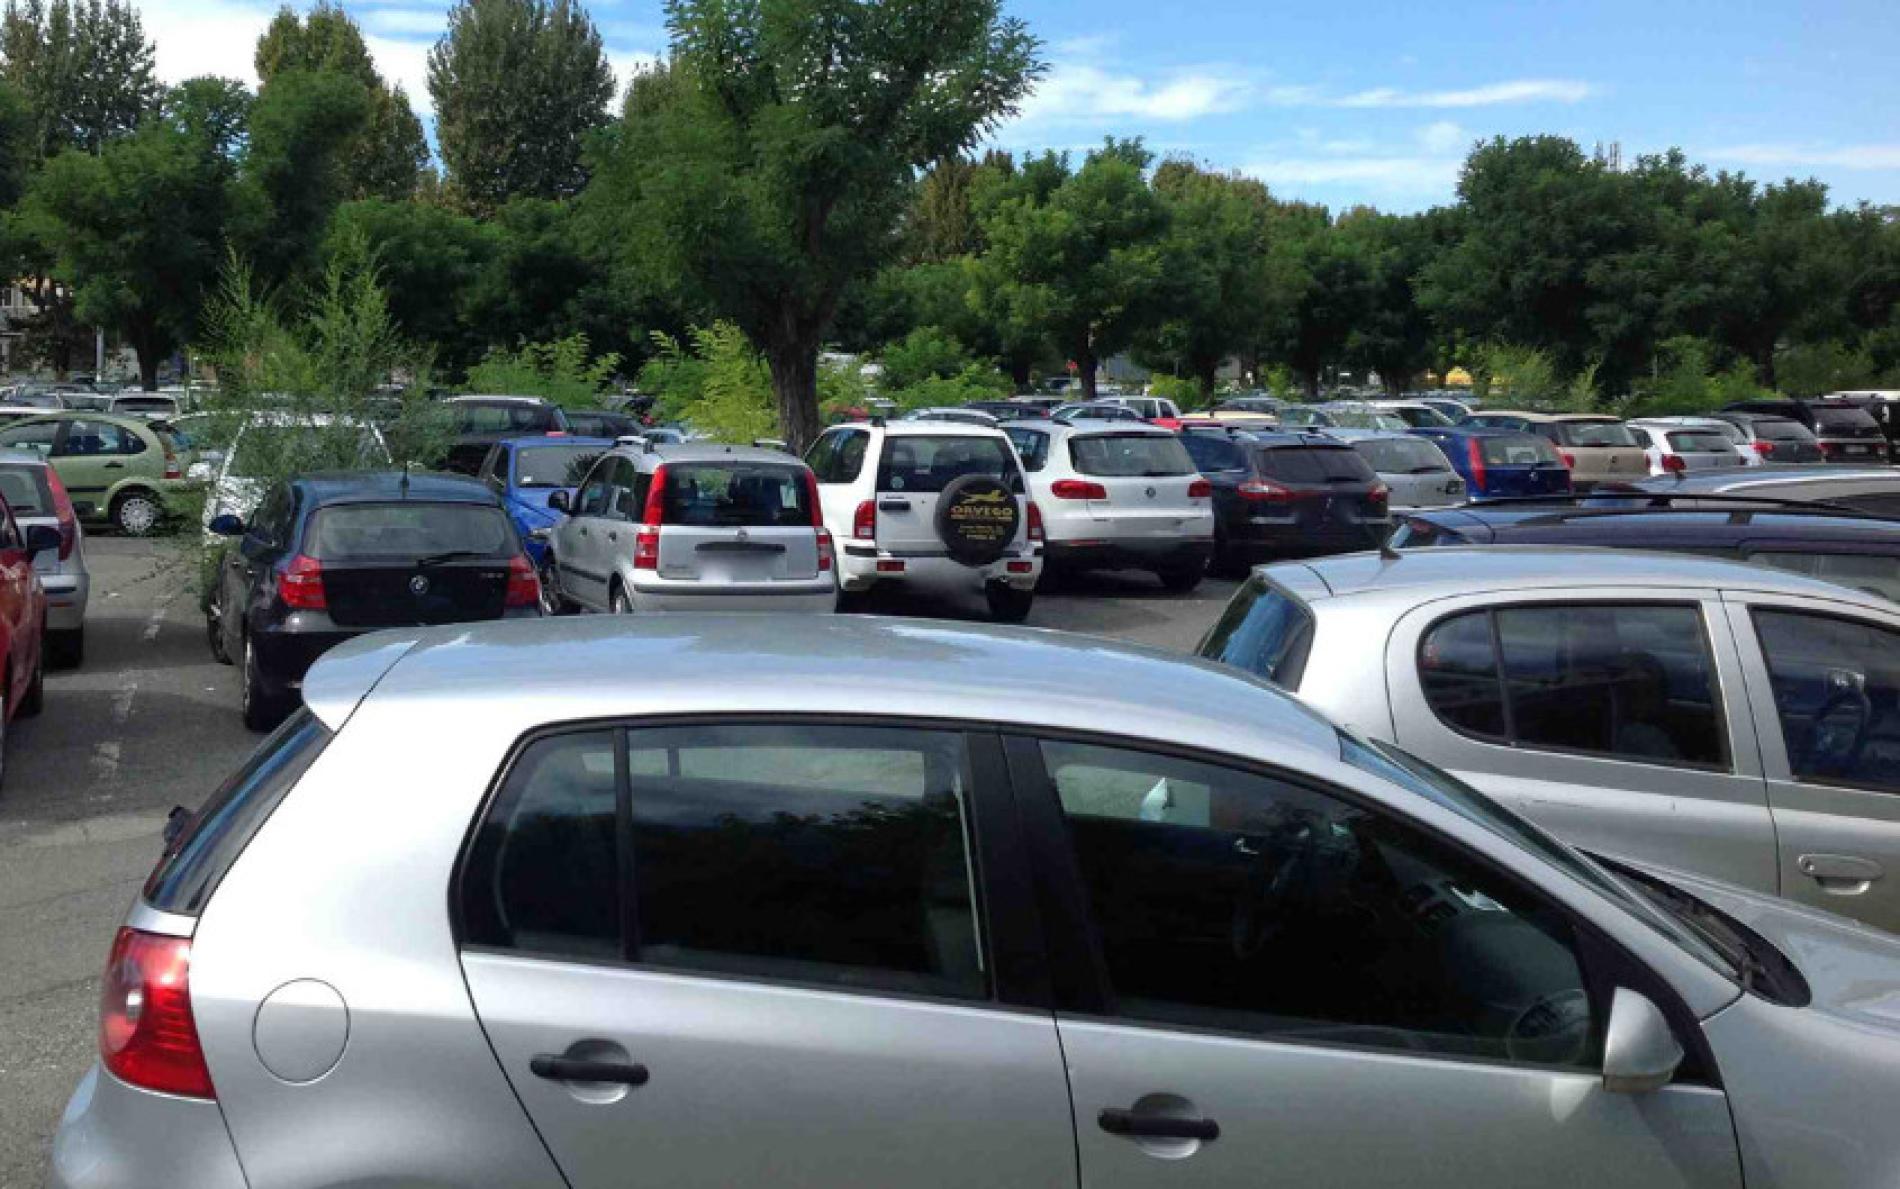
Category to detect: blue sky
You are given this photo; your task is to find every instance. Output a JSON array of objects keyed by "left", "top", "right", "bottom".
[{"left": 150, "top": 0, "right": 1900, "bottom": 213}]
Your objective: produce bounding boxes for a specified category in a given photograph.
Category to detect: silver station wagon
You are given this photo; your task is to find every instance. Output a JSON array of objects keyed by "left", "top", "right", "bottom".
[
  {"left": 1202, "top": 547, "right": 1900, "bottom": 933},
  {"left": 48, "top": 615, "right": 1900, "bottom": 1188}
]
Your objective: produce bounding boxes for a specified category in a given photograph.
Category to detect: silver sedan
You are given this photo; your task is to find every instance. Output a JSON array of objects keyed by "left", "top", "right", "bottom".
[{"left": 49, "top": 615, "right": 1900, "bottom": 1188}]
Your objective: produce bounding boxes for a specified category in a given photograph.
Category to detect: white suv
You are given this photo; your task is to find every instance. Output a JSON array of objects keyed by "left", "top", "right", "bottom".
[
  {"left": 806, "top": 420, "right": 1042, "bottom": 620},
  {"left": 1004, "top": 420, "right": 1213, "bottom": 590}
]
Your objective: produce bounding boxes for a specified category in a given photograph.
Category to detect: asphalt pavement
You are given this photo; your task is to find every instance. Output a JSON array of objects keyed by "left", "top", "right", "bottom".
[{"left": 0, "top": 535, "right": 1239, "bottom": 1185}]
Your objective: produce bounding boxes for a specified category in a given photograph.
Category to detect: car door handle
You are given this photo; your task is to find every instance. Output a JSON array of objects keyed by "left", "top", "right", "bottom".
[
  {"left": 1098, "top": 1107, "right": 1220, "bottom": 1141},
  {"left": 530, "top": 1054, "right": 650, "bottom": 1086},
  {"left": 879, "top": 498, "right": 911, "bottom": 511},
  {"left": 103, "top": 461, "right": 124, "bottom": 469},
  {"left": 1798, "top": 853, "right": 1883, "bottom": 892}
]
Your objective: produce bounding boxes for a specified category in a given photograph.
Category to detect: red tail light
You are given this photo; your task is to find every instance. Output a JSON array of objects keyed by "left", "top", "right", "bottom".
[
  {"left": 1559, "top": 450, "right": 1576, "bottom": 469},
  {"left": 1050, "top": 479, "right": 1108, "bottom": 500},
  {"left": 1818, "top": 440, "right": 1839, "bottom": 457},
  {"left": 1368, "top": 483, "right": 1390, "bottom": 509},
  {"left": 1027, "top": 501, "right": 1044, "bottom": 542},
  {"left": 817, "top": 528, "right": 834, "bottom": 572},
  {"left": 642, "top": 464, "right": 668, "bottom": 526},
  {"left": 803, "top": 470, "right": 825, "bottom": 529},
  {"left": 1236, "top": 479, "right": 1294, "bottom": 503},
  {"left": 1187, "top": 478, "right": 1213, "bottom": 499},
  {"left": 163, "top": 443, "right": 181, "bottom": 480},
  {"left": 504, "top": 553, "right": 540, "bottom": 607},
  {"left": 1752, "top": 441, "right": 1775, "bottom": 457},
  {"left": 278, "top": 554, "right": 326, "bottom": 610},
  {"left": 99, "top": 928, "right": 215, "bottom": 1099},
  {"left": 633, "top": 527, "right": 660, "bottom": 570},
  {"left": 853, "top": 500, "right": 876, "bottom": 541},
  {"left": 44, "top": 466, "right": 76, "bottom": 560},
  {"left": 1662, "top": 454, "right": 1687, "bottom": 473},
  {"left": 1468, "top": 440, "right": 1488, "bottom": 492}
]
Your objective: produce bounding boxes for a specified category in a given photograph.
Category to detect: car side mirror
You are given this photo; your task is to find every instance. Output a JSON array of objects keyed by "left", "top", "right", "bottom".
[
  {"left": 1601, "top": 988, "right": 1683, "bottom": 1094},
  {"left": 208, "top": 513, "right": 245, "bottom": 537},
  {"left": 24, "top": 524, "right": 60, "bottom": 556},
  {"left": 548, "top": 490, "right": 572, "bottom": 514}
]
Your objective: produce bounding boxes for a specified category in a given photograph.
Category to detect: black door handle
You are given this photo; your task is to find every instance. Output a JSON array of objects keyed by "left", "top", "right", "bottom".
[
  {"left": 103, "top": 461, "right": 124, "bottom": 469},
  {"left": 1098, "top": 1107, "right": 1219, "bottom": 1141},
  {"left": 530, "top": 1054, "right": 650, "bottom": 1086},
  {"left": 879, "top": 498, "right": 911, "bottom": 511}
]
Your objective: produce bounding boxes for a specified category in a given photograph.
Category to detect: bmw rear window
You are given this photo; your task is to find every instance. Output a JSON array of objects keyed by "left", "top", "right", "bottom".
[
  {"left": 305, "top": 502, "right": 514, "bottom": 559},
  {"left": 1069, "top": 432, "right": 1194, "bottom": 477},
  {"left": 144, "top": 710, "right": 332, "bottom": 916}
]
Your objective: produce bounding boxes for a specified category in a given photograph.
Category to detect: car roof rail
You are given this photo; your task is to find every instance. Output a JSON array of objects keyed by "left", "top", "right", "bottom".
[{"left": 1460, "top": 492, "right": 1897, "bottom": 520}]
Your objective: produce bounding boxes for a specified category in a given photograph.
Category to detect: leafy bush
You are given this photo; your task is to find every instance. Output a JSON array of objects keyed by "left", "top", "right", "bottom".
[
  {"left": 1472, "top": 343, "right": 1558, "bottom": 406},
  {"left": 1622, "top": 337, "right": 1769, "bottom": 417},
  {"left": 636, "top": 322, "right": 775, "bottom": 443},
  {"left": 1775, "top": 341, "right": 1880, "bottom": 399},
  {"left": 1145, "top": 374, "right": 1199, "bottom": 407},
  {"left": 879, "top": 327, "right": 977, "bottom": 390},
  {"left": 464, "top": 333, "right": 620, "bottom": 408},
  {"left": 885, "top": 365, "right": 1011, "bottom": 411}
]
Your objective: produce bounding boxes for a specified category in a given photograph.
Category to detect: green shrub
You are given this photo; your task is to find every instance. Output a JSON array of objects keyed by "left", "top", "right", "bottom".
[
  {"left": 465, "top": 334, "right": 620, "bottom": 408},
  {"left": 636, "top": 322, "right": 774, "bottom": 443},
  {"left": 1145, "top": 374, "right": 1199, "bottom": 407}
]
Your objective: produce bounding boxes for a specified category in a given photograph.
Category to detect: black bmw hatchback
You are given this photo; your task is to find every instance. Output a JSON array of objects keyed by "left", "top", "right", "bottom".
[{"left": 204, "top": 471, "right": 542, "bottom": 730}]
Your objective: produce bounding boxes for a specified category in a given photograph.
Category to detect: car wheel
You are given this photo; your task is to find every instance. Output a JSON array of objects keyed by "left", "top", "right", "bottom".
[
  {"left": 609, "top": 582, "right": 633, "bottom": 616},
  {"left": 47, "top": 627, "right": 83, "bottom": 669},
  {"left": 205, "top": 588, "right": 231, "bottom": 664},
  {"left": 1157, "top": 564, "right": 1204, "bottom": 593},
  {"left": 0, "top": 684, "right": 9, "bottom": 792},
  {"left": 240, "top": 635, "right": 285, "bottom": 733},
  {"left": 111, "top": 490, "right": 163, "bottom": 537},
  {"left": 985, "top": 582, "right": 1034, "bottom": 623},
  {"left": 538, "top": 560, "right": 569, "bottom": 616},
  {"left": 1208, "top": 538, "right": 1247, "bottom": 580},
  {"left": 18, "top": 642, "right": 43, "bottom": 718}
]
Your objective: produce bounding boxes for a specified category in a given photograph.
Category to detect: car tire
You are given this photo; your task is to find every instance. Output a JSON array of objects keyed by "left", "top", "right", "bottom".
[
  {"left": 111, "top": 489, "right": 163, "bottom": 537},
  {"left": 985, "top": 582, "right": 1034, "bottom": 623},
  {"left": 18, "top": 643, "right": 43, "bottom": 718},
  {"left": 1208, "top": 538, "right": 1248, "bottom": 580},
  {"left": 47, "top": 627, "right": 84, "bottom": 669},
  {"left": 205, "top": 589, "right": 231, "bottom": 664},
  {"left": 537, "top": 560, "right": 569, "bottom": 616},
  {"left": 240, "top": 635, "right": 286, "bottom": 733},
  {"left": 1157, "top": 564, "right": 1204, "bottom": 593},
  {"left": 609, "top": 582, "right": 633, "bottom": 616}
]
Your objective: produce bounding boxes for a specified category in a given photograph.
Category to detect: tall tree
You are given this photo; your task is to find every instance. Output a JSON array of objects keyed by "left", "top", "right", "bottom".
[
  {"left": 1138, "top": 159, "right": 1272, "bottom": 402},
  {"left": 0, "top": 0, "right": 160, "bottom": 156},
  {"left": 973, "top": 141, "right": 1169, "bottom": 401},
  {"left": 1337, "top": 206, "right": 1441, "bottom": 392},
  {"left": 596, "top": 0, "right": 1041, "bottom": 450},
  {"left": 428, "top": 0, "right": 614, "bottom": 214},
  {"left": 238, "top": 69, "right": 371, "bottom": 287},
  {"left": 256, "top": 2, "right": 428, "bottom": 200}
]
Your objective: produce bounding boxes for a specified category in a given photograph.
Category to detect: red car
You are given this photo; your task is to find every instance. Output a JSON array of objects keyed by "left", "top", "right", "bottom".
[{"left": 0, "top": 490, "right": 57, "bottom": 787}]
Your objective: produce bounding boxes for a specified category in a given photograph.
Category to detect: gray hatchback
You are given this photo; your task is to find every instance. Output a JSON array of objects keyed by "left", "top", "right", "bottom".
[{"left": 48, "top": 615, "right": 1900, "bottom": 1188}]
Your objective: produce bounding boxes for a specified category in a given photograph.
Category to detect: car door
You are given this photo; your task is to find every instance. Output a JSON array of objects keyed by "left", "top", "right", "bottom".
[
  {"left": 457, "top": 722, "right": 1076, "bottom": 1189},
  {"left": 555, "top": 459, "right": 618, "bottom": 610},
  {"left": 1006, "top": 736, "right": 1740, "bottom": 1189},
  {"left": 1722, "top": 594, "right": 1900, "bottom": 932},
  {"left": 1382, "top": 594, "right": 1777, "bottom": 894},
  {"left": 220, "top": 485, "right": 291, "bottom": 661}
]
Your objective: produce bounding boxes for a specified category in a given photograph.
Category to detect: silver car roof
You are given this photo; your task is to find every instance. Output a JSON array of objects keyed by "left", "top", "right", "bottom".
[
  {"left": 303, "top": 616, "right": 1346, "bottom": 763},
  {"left": 1281, "top": 544, "right": 1881, "bottom": 604}
]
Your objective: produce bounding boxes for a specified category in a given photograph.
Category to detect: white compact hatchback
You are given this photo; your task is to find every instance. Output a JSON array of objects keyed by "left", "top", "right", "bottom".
[
  {"left": 805, "top": 420, "right": 1041, "bottom": 620},
  {"left": 1004, "top": 419, "right": 1213, "bottom": 589}
]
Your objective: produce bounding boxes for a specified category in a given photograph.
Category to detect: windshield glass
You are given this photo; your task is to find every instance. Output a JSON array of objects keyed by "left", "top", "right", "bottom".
[
  {"left": 1667, "top": 430, "right": 1736, "bottom": 453},
  {"left": 1004, "top": 426, "right": 1051, "bottom": 472},
  {"left": 1069, "top": 432, "right": 1194, "bottom": 477},
  {"left": 1754, "top": 419, "right": 1814, "bottom": 442},
  {"left": 1353, "top": 437, "right": 1449, "bottom": 474},
  {"left": 514, "top": 444, "right": 605, "bottom": 488},
  {"left": 454, "top": 403, "right": 558, "bottom": 434},
  {"left": 1557, "top": 421, "right": 1639, "bottom": 448},
  {"left": 1257, "top": 445, "right": 1376, "bottom": 483},
  {"left": 1813, "top": 406, "right": 1879, "bottom": 431},
  {"left": 305, "top": 502, "right": 513, "bottom": 559}
]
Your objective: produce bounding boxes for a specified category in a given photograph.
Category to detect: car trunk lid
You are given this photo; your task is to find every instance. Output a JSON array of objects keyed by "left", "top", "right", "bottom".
[
  {"left": 875, "top": 433, "right": 1023, "bottom": 556},
  {"left": 1068, "top": 431, "right": 1205, "bottom": 533},
  {"left": 304, "top": 500, "right": 518, "bottom": 628}
]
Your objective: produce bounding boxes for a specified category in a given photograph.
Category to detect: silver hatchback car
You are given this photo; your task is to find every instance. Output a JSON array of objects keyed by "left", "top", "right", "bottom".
[{"left": 48, "top": 615, "right": 1900, "bottom": 1188}]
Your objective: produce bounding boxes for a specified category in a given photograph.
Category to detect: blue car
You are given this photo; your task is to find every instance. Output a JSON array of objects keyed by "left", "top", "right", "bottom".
[
  {"left": 473, "top": 435, "right": 615, "bottom": 571},
  {"left": 1409, "top": 426, "right": 1572, "bottom": 500}
]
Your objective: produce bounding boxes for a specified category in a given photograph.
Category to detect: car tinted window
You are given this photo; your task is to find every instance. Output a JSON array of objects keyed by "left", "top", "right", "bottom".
[
  {"left": 514, "top": 445, "right": 603, "bottom": 489},
  {"left": 1754, "top": 420, "right": 1814, "bottom": 442},
  {"left": 624, "top": 724, "right": 984, "bottom": 998},
  {"left": 1003, "top": 427, "right": 1051, "bottom": 472},
  {"left": 454, "top": 403, "right": 557, "bottom": 434},
  {"left": 0, "top": 420, "right": 58, "bottom": 454},
  {"left": 144, "top": 709, "right": 333, "bottom": 916},
  {"left": 461, "top": 731, "right": 621, "bottom": 959},
  {"left": 1748, "top": 550, "right": 1900, "bottom": 603},
  {"left": 1812, "top": 406, "right": 1880, "bottom": 431},
  {"left": 1181, "top": 433, "right": 1244, "bottom": 472},
  {"left": 304, "top": 502, "right": 513, "bottom": 559},
  {"left": 1479, "top": 435, "right": 1561, "bottom": 467},
  {"left": 1352, "top": 437, "right": 1449, "bottom": 474},
  {"left": 1198, "top": 578, "right": 1315, "bottom": 689},
  {"left": 1069, "top": 433, "right": 1194, "bottom": 477},
  {"left": 658, "top": 462, "right": 811, "bottom": 527},
  {"left": 575, "top": 457, "right": 614, "bottom": 516},
  {"left": 0, "top": 464, "right": 49, "bottom": 515},
  {"left": 59, "top": 419, "right": 142, "bottom": 457},
  {"left": 1255, "top": 445, "right": 1375, "bottom": 484},
  {"left": 1666, "top": 431, "right": 1735, "bottom": 453},
  {"left": 878, "top": 434, "right": 1018, "bottom": 494},
  {"left": 1557, "top": 421, "right": 1639, "bottom": 448},
  {"left": 1043, "top": 740, "right": 1595, "bottom": 1065},
  {"left": 1753, "top": 611, "right": 1900, "bottom": 793},
  {"left": 1420, "top": 611, "right": 1508, "bottom": 737}
]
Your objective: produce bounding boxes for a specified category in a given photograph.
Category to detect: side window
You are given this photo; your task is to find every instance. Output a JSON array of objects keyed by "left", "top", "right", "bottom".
[
  {"left": 110, "top": 423, "right": 145, "bottom": 455},
  {"left": 609, "top": 460, "right": 641, "bottom": 520},
  {"left": 476, "top": 446, "right": 502, "bottom": 488},
  {"left": 575, "top": 459, "right": 613, "bottom": 517},
  {"left": 0, "top": 420, "right": 59, "bottom": 456},
  {"left": 1043, "top": 740, "right": 1595, "bottom": 1066},
  {"left": 1420, "top": 604, "right": 1727, "bottom": 767},
  {"left": 1198, "top": 578, "right": 1314, "bottom": 689},
  {"left": 249, "top": 485, "right": 291, "bottom": 546},
  {"left": 1752, "top": 610, "right": 1900, "bottom": 793},
  {"left": 1746, "top": 549, "right": 1900, "bottom": 603},
  {"left": 461, "top": 731, "right": 620, "bottom": 959},
  {"left": 1182, "top": 434, "right": 1242, "bottom": 472},
  {"left": 804, "top": 431, "right": 839, "bottom": 482},
  {"left": 0, "top": 504, "right": 19, "bottom": 550},
  {"left": 835, "top": 430, "right": 869, "bottom": 483}
]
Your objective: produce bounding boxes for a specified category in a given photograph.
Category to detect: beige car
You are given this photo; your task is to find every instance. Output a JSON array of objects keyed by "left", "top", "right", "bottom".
[{"left": 1462, "top": 411, "right": 1648, "bottom": 490}]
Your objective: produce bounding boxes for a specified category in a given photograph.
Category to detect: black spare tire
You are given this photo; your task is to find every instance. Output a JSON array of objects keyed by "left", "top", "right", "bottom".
[{"left": 936, "top": 473, "right": 1021, "bottom": 566}]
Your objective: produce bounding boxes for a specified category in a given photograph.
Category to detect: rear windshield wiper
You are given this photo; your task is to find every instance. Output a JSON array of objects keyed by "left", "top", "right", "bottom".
[{"left": 417, "top": 550, "right": 490, "bottom": 567}]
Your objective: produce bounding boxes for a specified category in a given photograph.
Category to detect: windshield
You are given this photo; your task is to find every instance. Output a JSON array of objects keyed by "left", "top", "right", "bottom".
[
  {"left": 1256, "top": 445, "right": 1376, "bottom": 484},
  {"left": 304, "top": 502, "right": 513, "bottom": 559},
  {"left": 1557, "top": 421, "right": 1639, "bottom": 448},
  {"left": 1352, "top": 437, "right": 1450, "bottom": 474},
  {"left": 454, "top": 403, "right": 559, "bottom": 434},
  {"left": 1386, "top": 406, "right": 1453, "bottom": 427},
  {"left": 514, "top": 444, "right": 605, "bottom": 489},
  {"left": 1754, "top": 419, "right": 1814, "bottom": 442},
  {"left": 1069, "top": 432, "right": 1194, "bottom": 477},
  {"left": 1812, "top": 406, "right": 1879, "bottom": 431}
]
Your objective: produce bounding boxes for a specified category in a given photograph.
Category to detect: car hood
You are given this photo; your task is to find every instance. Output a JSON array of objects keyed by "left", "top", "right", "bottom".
[{"left": 1650, "top": 863, "right": 1900, "bottom": 1024}]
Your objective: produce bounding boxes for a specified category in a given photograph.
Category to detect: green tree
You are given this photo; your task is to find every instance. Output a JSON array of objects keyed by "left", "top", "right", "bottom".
[
  {"left": 325, "top": 197, "right": 494, "bottom": 372},
  {"left": 596, "top": 0, "right": 1041, "bottom": 451},
  {"left": 465, "top": 332, "right": 619, "bottom": 406},
  {"left": 1138, "top": 160, "right": 1272, "bottom": 402},
  {"left": 974, "top": 140, "right": 1169, "bottom": 401},
  {"left": 255, "top": 2, "right": 429, "bottom": 200},
  {"left": 238, "top": 68, "right": 371, "bottom": 287},
  {"left": 1337, "top": 207, "right": 1441, "bottom": 393},
  {"left": 428, "top": 0, "right": 614, "bottom": 213},
  {"left": 0, "top": 0, "right": 160, "bottom": 157}
]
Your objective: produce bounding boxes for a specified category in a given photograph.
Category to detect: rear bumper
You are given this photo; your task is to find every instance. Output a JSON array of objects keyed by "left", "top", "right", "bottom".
[
  {"left": 252, "top": 608, "right": 540, "bottom": 689},
  {"left": 627, "top": 583, "right": 837, "bottom": 613},
  {"left": 1222, "top": 512, "right": 1390, "bottom": 554},
  {"left": 48, "top": 1065, "right": 248, "bottom": 1189},
  {"left": 41, "top": 570, "right": 88, "bottom": 632},
  {"left": 1046, "top": 538, "right": 1212, "bottom": 571},
  {"left": 837, "top": 547, "right": 1040, "bottom": 594}
]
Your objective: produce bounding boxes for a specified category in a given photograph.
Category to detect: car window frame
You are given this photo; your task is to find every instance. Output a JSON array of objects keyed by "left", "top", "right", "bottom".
[
  {"left": 449, "top": 714, "right": 1052, "bottom": 1012},
  {"left": 997, "top": 728, "right": 1720, "bottom": 1083},
  {"left": 1415, "top": 599, "right": 1735, "bottom": 774}
]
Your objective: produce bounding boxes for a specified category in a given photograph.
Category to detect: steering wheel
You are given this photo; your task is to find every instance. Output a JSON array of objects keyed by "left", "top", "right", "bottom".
[
  {"left": 1806, "top": 685, "right": 1874, "bottom": 776},
  {"left": 1504, "top": 988, "right": 1593, "bottom": 1066},
  {"left": 1230, "top": 828, "right": 1313, "bottom": 962}
]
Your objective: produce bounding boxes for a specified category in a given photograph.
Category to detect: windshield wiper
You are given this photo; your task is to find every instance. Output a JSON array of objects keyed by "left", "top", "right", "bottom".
[{"left": 417, "top": 550, "right": 489, "bottom": 567}]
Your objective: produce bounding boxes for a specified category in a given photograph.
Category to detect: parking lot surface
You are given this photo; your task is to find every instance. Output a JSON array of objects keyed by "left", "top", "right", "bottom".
[{"left": 0, "top": 536, "right": 1237, "bottom": 1184}]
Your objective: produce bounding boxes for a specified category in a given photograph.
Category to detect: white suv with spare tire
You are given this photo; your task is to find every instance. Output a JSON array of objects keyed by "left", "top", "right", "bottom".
[{"left": 806, "top": 420, "right": 1042, "bottom": 620}]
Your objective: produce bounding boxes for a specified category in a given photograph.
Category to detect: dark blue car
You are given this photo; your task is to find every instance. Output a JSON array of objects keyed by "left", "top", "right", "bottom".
[
  {"left": 1409, "top": 426, "right": 1572, "bottom": 500},
  {"left": 473, "top": 435, "right": 614, "bottom": 571}
]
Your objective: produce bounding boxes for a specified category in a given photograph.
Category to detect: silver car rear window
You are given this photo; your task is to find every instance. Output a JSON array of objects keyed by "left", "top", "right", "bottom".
[
  {"left": 1352, "top": 437, "right": 1449, "bottom": 475},
  {"left": 0, "top": 464, "right": 50, "bottom": 515},
  {"left": 1666, "top": 431, "right": 1734, "bottom": 453},
  {"left": 1556, "top": 421, "right": 1639, "bottom": 448},
  {"left": 658, "top": 463, "right": 812, "bottom": 527}
]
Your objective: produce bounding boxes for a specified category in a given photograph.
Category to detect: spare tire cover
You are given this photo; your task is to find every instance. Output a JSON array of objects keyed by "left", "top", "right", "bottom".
[{"left": 936, "top": 473, "right": 1021, "bottom": 566}]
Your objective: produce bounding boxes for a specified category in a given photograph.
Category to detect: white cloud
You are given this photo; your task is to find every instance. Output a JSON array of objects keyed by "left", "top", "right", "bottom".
[
  {"left": 1417, "top": 120, "right": 1468, "bottom": 154},
  {"left": 357, "top": 8, "right": 448, "bottom": 39},
  {"left": 1705, "top": 143, "right": 1900, "bottom": 170},
  {"left": 1018, "top": 62, "right": 1252, "bottom": 124},
  {"left": 1334, "top": 79, "right": 1593, "bottom": 108},
  {"left": 1241, "top": 154, "right": 1461, "bottom": 190},
  {"left": 146, "top": 0, "right": 273, "bottom": 87}
]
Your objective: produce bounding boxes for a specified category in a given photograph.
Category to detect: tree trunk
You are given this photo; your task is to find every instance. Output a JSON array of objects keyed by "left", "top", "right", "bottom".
[
  {"left": 1303, "top": 370, "right": 1321, "bottom": 399},
  {"left": 1756, "top": 345, "right": 1777, "bottom": 391},
  {"left": 1195, "top": 363, "right": 1218, "bottom": 409},
  {"left": 1008, "top": 357, "right": 1032, "bottom": 391},
  {"left": 128, "top": 318, "right": 163, "bottom": 392},
  {"left": 1076, "top": 335, "right": 1098, "bottom": 401},
  {"left": 766, "top": 343, "right": 822, "bottom": 454}
]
